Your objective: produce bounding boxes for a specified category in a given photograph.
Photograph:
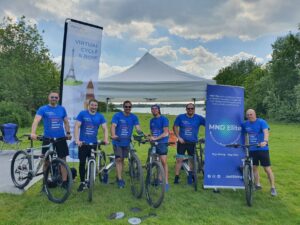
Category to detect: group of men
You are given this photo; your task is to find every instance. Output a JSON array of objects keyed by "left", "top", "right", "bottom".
[{"left": 30, "top": 91, "right": 277, "bottom": 196}]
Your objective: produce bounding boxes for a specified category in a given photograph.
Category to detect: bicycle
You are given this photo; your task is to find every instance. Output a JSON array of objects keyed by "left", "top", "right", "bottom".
[
  {"left": 110, "top": 137, "right": 144, "bottom": 199},
  {"left": 176, "top": 139, "right": 205, "bottom": 192},
  {"left": 134, "top": 135, "right": 172, "bottom": 208},
  {"left": 226, "top": 143, "right": 257, "bottom": 207},
  {"left": 10, "top": 135, "right": 73, "bottom": 203},
  {"left": 79, "top": 141, "right": 107, "bottom": 202}
]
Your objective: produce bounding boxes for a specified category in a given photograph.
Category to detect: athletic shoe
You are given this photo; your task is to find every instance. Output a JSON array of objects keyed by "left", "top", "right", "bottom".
[
  {"left": 117, "top": 179, "right": 125, "bottom": 188},
  {"left": 271, "top": 188, "right": 277, "bottom": 196},
  {"left": 187, "top": 172, "right": 193, "bottom": 185},
  {"left": 102, "top": 173, "right": 108, "bottom": 184},
  {"left": 174, "top": 175, "right": 179, "bottom": 184},
  {"left": 255, "top": 184, "right": 262, "bottom": 190},
  {"left": 77, "top": 182, "right": 86, "bottom": 192}
]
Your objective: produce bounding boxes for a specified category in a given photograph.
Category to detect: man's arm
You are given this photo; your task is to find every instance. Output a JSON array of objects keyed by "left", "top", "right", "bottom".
[
  {"left": 173, "top": 125, "right": 184, "bottom": 144},
  {"left": 63, "top": 117, "right": 71, "bottom": 139},
  {"left": 150, "top": 127, "right": 169, "bottom": 141},
  {"left": 261, "top": 128, "right": 269, "bottom": 147},
  {"left": 74, "top": 120, "right": 82, "bottom": 146},
  {"left": 101, "top": 123, "right": 109, "bottom": 144},
  {"left": 111, "top": 123, "right": 118, "bottom": 140},
  {"left": 31, "top": 115, "right": 42, "bottom": 140}
]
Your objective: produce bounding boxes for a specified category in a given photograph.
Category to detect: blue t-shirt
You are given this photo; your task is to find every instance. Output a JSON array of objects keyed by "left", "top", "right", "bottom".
[
  {"left": 174, "top": 114, "right": 205, "bottom": 142},
  {"left": 111, "top": 112, "right": 139, "bottom": 147},
  {"left": 242, "top": 118, "right": 270, "bottom": 151},
  {"left": 36, "top": 105, "right": 67, "bottom": 138},
  {"left": 150, "top": 116, "right": 169, "bottom": 144},
  {"left": 76, "top": 110, "right": 106, "bottom": 143}
]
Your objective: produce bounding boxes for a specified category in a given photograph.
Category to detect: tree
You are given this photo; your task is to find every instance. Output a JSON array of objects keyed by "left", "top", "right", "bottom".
[
  {"left": 214, "top": 58, "right": 260, "bottom": 86},
  {"left": 0, "top": 16, "right": 60, "bottom": 116}
]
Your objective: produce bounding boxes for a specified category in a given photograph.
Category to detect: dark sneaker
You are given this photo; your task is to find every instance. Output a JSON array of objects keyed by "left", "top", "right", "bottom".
[
  {"left": 174, "top": 176, "right": 179, "bottom": 184},
  {"left": 187, "top": 172, "right": 193, "bottom": 185},
  {"left": 77, "top": 182, "right": 86, "bottom": 192},
  {"left": 255, "top": 184, "right": 262, "bottom": 190},
  {"left": 102, "top": 173, "right": 108, "bottom": 184},
  {"left": 271, "top": 188, "right": 277, "bottom": 196},
  {"left": 117, "top": 179, "right": 125, "bottom": 188}
]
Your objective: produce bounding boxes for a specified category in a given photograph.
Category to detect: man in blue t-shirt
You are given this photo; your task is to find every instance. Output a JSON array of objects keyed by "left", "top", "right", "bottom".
[
  {"left": 31, "top": 91, "right": 71, "bottom": 187},
  {"left": 242, "top": 109, "right": 277, "bottom": 196},
  {"left": 149, "top": 104, "right": 170, "bottom": 191},
  {"left": 173, "top": 103, "right": 205, "bottom": 185},
  {"left": 74, "top": 99, "right": 109, "bottom": 192},
  {"left": 111, "top": 100, "right": 142, "bottom": 188}
]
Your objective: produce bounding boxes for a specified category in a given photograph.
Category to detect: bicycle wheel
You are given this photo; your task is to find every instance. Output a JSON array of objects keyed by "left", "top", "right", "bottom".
[
  {"left": 98, "top": 151, "right": 106, "bottom": 182},
  {"left": 88, "top": 161, "right": 95, "bottom": 202},
  {"left": 198, "top": 147, "right": 205, "bottom": 175},
  {"left": 193, "top": 153, "right": 198, "bottom": 191},
  {"left": 129, "top": 152, "right": 144, "bottom": 198},
  {"left": 44, "top": 158, "right": 72, "bottom": 204},
  {"left": 243, "top": 163, "right": 254, "bottom": 206},
  {"left": 11, "top": 151, "right": 32, "bottom": 189},
  {"left": 145, "top": 161, "right": 165, "bottom": 208}
]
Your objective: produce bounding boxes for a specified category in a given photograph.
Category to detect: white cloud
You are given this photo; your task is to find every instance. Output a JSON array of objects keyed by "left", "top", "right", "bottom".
[
  {"left": 149, "top": 46, "right": 177, "bottom": 61},
  {"left": 99, "top": 61, "right": 129, "bottom": 78}
]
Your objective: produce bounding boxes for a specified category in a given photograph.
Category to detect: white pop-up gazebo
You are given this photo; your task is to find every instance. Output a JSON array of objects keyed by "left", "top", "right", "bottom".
[{"left": 97, "top": 52, "right": 215, "bottom": 102}]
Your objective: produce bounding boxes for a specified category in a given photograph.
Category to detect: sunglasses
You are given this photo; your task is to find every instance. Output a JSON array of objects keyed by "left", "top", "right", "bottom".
[
  {"left": 124, "top": 105, "right": 132, "bottom": 109},
  {"left": 50, "top": 96, "right": 59, "bottom": 99},
  {"left": 186, "top": 107, "right": 195, "bottom": 110}
]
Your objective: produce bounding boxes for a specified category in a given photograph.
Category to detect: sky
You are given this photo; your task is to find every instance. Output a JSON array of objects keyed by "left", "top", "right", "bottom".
[{"left": 1, "top": 0, "right": 300, "bottom": 79}]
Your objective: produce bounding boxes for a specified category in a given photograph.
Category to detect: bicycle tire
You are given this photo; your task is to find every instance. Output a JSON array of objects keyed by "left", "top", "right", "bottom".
[
  {"left": 10, "top": 151, "right": 32, "bottom": 189},
  {"left": 129, "top": 152, "right": 144, "bottom": 198},
  {"left": 199, "top": 147, "right": 205, "bottom": 175},
  {"left": 145, "top": 161, "right": 165, "bottom": 208},
  {"left": 243, "top": 163, "right": 253, "bottom": 206},
  {"left": 98, "top": 151, "right": 106, "bottom": 182},
  {"left": 44, "top": 158, "right": 72, "bottom": 204},
  {"left": 88, "top": 161, "right": 95, "bottom": 202},
  {"left": 193, "top": 152, "right": 198, "bottom": 191}
]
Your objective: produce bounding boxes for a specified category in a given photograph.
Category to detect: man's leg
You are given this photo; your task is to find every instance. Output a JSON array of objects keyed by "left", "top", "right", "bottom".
[{"left": 264, "top": 166, "right": 275, "bottom": 188}]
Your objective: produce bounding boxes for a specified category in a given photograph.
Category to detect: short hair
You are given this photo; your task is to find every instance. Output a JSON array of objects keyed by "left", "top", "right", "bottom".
[
  {"left": 185, "top": 103, "right": 195, "bottom": 109},
  {"left": 151, "top": 104, "right": 161, "bottom": 115},
  {"left": 123, "top": 100, "right": 132, "bottom": 107},
  {"left": 88, "top": 99, "right": 98, "bottom": 105}
]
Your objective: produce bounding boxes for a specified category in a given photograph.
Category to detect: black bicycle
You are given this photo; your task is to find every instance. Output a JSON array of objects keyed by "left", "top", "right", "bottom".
[
  {"left": 11, "top": 135, "right": 73, "bottom": 203},
  {"left": 226, "top": 143, "right": 257, "bottom": 206}
]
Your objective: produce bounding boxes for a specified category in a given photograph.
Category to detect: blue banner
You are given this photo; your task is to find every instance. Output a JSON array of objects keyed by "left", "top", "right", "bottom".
[{"left": 204, "top": 84, "right": 245, "bottom": 189}]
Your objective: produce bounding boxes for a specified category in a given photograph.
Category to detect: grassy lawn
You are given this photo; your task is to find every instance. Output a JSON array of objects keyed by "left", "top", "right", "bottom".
[{"left": 0, "top": 113, "right": 299, "bottom": 225}]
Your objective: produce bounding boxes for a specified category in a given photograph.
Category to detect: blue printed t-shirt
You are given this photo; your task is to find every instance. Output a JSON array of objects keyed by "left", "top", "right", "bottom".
[
  {"left": 150, "top": 116, "right": 169, "bottom": 144},
  {"left": 242, "top": 118, "right": 270, "bottom": 151},
  {"left": 111, "top": 112, "right": 139, "bottom": 147},
  {"left": 174, "top": 114, "right": 205, "bottom": 142},
  {"left": 37, "top": 105, "right": 67, "bottom": 138},
  {"left": 76, "top": 110, "right": 106, "bottom": 143}
]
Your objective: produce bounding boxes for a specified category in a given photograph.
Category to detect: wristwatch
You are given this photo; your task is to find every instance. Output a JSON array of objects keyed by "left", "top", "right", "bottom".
[{"left": 66, "top": 131, "right": 71, "bottom": 135}]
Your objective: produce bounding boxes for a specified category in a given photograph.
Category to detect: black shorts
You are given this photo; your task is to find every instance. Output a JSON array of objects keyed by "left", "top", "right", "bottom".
[
  {"left": 78, "top": 144, "right": 97, "bottom": 162},
  {"left": 42, "top": 137, "right": 69, "bottom": 158},
  {"left": 177, "top": 142, "right": 196, "bottom": 156},
  {"left": 113, "top": 145, "right": 129, "bottom": 158},
  {"left": 249, "top": 150, "right": 271, "bottom": 167}
]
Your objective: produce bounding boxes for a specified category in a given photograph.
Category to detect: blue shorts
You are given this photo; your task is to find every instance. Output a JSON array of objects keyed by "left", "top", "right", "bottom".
[{"left": 154, "top": 143, "right": 168, "bottom": 156}]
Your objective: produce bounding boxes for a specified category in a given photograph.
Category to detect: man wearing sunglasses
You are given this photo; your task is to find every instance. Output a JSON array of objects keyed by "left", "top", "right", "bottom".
[
  {"left": 31, "top": 91, "right": 71, "bottom": 187},
  {"left": 111, "top": 100, "right": 142, "bottom": 188},
  {"left": 173, "top": 103, "right": 205, "bottom": 185}
]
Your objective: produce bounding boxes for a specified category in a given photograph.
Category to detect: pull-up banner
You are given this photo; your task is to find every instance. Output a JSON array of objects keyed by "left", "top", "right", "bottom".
[
  {"left": 204, "top": 84, "right": 245, "bottom": 189},
  {"left": 60, "top": 19, "right": 103, "bottom": 159}
]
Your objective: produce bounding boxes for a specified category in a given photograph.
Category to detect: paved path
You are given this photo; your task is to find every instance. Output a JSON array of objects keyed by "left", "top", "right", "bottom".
[{"left": 0, "top": 150, "right": 42, "bottom": 195}]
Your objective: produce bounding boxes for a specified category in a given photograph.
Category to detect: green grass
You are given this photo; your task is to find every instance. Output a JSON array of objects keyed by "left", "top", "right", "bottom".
[{"left": 1, "top": 113, "right": 299, "bottom": 225}]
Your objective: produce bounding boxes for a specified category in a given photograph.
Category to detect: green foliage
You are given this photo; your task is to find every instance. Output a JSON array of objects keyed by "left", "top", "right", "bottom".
[
  {"left": 0, "top": 16, "right": 60, "bottom": 117},
  {"left": 98, "top": 101, "right": 119, "bottom": 112},
  {"left": 0, "top": 101, "right": 32, "bottom": 126},
  {"left": 214, "top": 58, "right": 259, "bottom": 86}
]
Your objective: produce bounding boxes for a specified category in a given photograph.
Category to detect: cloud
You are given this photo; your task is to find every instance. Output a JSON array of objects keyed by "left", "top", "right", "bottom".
[
  {"left": 149, "top": 46, "right": 177, "bottom": 61},
  {"left": 99, "top": 61, "right": 129, "bottom": 78}
]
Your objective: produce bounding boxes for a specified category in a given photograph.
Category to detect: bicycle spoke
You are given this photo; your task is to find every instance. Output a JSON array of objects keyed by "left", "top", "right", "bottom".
[{"left": 11, "top": 151, "right": 32, "bottom": 189}]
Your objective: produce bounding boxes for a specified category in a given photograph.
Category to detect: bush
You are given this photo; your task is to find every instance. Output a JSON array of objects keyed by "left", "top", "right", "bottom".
[{"left": 0, "top": 101, "right": 32, "bottom": 127}]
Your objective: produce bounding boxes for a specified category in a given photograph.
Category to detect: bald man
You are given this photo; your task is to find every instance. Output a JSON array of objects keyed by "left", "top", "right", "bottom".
[{"left": 242, "top": 109, "right": 277, "bottom": 196}]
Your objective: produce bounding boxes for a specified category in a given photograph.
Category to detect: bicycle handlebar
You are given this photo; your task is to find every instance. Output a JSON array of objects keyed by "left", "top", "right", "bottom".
[
  {"left": 226, "top": 143, "right": 259, "bottom": 148},
  {"left": 22, "top": 134, "right": 44, "bottom": 141}
]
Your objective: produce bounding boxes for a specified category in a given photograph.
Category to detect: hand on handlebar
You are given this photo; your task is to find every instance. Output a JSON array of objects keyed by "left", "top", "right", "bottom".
[
  {"left": 76, "top": 140, "right": 83, "bottom": 147},
  {"left": 111, "top": 135, "right": 119, "bottom": 140},
  {"left": 259, "top": 141, "right": 268, "bottom": 147},
  {"left": 30, "top": 133, "right": 37, "bottom": 140},
  {"left": 178, "top": 136, "right": 185, "bottom": 144}
]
